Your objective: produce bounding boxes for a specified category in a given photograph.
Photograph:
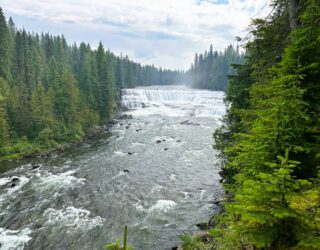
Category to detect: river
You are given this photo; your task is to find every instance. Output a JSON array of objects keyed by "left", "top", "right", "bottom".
[{"left": 0, "top": 85, "right": 225, "bottom": 250}]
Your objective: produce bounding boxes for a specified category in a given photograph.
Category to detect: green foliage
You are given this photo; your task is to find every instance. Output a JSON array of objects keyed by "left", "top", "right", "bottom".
[
  {"left": 179, "top": 234, "right": 214, "bottom": 250},
  {"left": 179, "top": 234, "right": 193, "bottom": 246},
  {"left": 213, "top": 0, "right": 320, "bottom": 249}
]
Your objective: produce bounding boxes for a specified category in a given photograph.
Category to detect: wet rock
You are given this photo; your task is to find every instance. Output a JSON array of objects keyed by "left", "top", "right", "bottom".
[
  {"left": 11, "top": 177, "right": 19, "bottom": 182},
  {"left": 196, "top": 222, "right": 208, "bottom": 230},
  {"left": 162, "top": 139, "right": 166, "bottom": 142},
  {"left": 10, "top": 182, "right": 17, "bottom": 188},
  {"left": 171, "top": 247, "right": 183, "bottom": 250},
  {"left": 164, "top": 148, "right": 169, "bottom": 151},
  {"left": 156, "top": 140, "right": 162, "bottom": 144},
  {"left": 136, "top": 129, "right": 142, "bottom": 132},
  {"left": 128, "top": 152, "right": 134, "bottom": 155},
  {"left": 180, "top": 120, "right": 200, "bottom": 126},
  {"left": 123, "top": 169, "right": 130, "bottom": 173},
  {"left": 32, "top": 164, "right": 41, "bottom": 169},
  {"left": 212, "top": 198, "right": 227, "bottom": 205},
  {"left": 108, "top": 119, "right": 117, "bottom": 125},
  {"left": 24, "top": 154, "right": 33, "bottom": 159},
  {"left": 120, "top": 123, "right": 123, "bottom": 126},
  {"left": 118, "top": 114, "right": 133, "bottom": 120},
  {"left": 126, "top": 126, "right": 130, "bottom": 129}
]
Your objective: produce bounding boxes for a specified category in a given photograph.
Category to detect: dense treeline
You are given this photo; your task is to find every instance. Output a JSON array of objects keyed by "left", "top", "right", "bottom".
[
  {"left": 210, "top": 0, "right": 320, "bottom": 249},
  {"left": 0, "top": 8, "right": 184, "bottom": 159},
  {"left": 188, "top": 44, "right": 243, "bottom": 90}
]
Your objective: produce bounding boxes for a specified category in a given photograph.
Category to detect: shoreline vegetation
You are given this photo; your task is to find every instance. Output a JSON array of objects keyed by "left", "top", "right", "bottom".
[
  {"left": 0, "top": 112, "right": 134, "bottom": 172},
  {"left": 0, "top": 120, "right": 110, "bottom": 171}
]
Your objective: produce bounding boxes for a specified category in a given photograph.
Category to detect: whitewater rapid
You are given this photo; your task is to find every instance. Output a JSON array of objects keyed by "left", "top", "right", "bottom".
[{"left": 0, "top": 85, "right": 225, "bottom": 250}]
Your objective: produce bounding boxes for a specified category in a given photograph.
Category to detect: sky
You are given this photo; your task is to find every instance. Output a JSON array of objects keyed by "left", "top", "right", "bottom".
[{"left": 0, "top": 0, "right": 269, "bottom": 70}]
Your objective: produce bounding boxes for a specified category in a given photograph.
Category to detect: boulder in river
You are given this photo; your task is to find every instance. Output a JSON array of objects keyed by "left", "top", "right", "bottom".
[
  {"left": 180, "top": 120, "right": 200, "bottom": 126},
  {"left": 10, "top": 182, "right": 17, "bottom": 188},
  {"left": 128, "top": 152, "right": 134, "bottom": 155},
  {"left": 164, "top": 148, "right": 169, "bottom": 151},
  {"left": 196, "top": 222, "right": 208, "bottom": 230},
  {"left": 8, "top": 177, "right": 19, "bottom": 188},
  {"left": 156, "top": 140, "right": 162, "bottom": 144},
  {"left": 123, "top": 169, "right": 130, "bottom": 173},
  {"left": 118, "top": 114, "right": 133, "bottom": 120},
  {"left": 11, "top": 177, "right": 19, "bottom": 182},
  {"left": 32, "top": 164, "right": 42, "bottom": 169}
]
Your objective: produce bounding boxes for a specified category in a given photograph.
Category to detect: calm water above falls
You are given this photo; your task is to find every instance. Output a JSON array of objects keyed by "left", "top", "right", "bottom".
[{"left": 0, "top": 85, "right": 225, "bottom": 250}]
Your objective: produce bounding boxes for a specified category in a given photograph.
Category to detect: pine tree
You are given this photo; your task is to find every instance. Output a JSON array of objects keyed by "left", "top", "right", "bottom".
[
  {"left": 0, "top": 8, "right": 11, "bottom": 81},
  {"left": 0, "top": 78, "right": 10, "bottom": 147}
]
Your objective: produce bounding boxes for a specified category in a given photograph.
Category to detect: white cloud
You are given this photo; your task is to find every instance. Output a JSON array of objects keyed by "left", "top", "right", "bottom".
[{"left": 0, "top": 0, "right": 270, "bottom": 69}]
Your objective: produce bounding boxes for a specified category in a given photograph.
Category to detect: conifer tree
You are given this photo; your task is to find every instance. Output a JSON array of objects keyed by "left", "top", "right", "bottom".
[{"left": 0, "top": 8, "right": 11, "bottom": 81}]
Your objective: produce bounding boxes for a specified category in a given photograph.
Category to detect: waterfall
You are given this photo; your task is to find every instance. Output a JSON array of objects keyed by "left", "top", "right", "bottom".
[
  {"left": 120, "top": 88, "right": 195, "bottom": 109},
  {"left": 120, "top": 85, "right": 225, "bottom": 117}
]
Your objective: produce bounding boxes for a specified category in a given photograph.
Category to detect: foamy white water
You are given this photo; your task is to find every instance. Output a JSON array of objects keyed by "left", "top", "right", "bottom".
[
  {"left": 43, "top": 206, "right": 104, "bottom": 232},
  {"left": 0, "top": 228, "right": 32, "bottom": 250},
  {"left": 0, "top": 85, "right": 224, "bottom": 250},
  {"left": 121, "top": 85, "right": 225, "bottom": 117}
]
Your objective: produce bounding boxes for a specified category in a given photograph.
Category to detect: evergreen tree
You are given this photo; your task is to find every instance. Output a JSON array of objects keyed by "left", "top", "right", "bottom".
[
  {"left": 189, "top": 44, "right": 243, "bottom": 91},
  {"left": 0, "top": 8, "right": 11, "bottom": 81},
  {"left": 0, "top": 78, "right": 10, "bottom": 146},
  {"left": 212, "top": 1, "right": 320, "bottom": 249}
]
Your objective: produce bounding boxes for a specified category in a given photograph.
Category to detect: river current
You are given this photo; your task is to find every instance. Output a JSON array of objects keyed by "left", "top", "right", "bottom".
[{"left": 0, "top": 85, "right": 225, "bottom": 250}]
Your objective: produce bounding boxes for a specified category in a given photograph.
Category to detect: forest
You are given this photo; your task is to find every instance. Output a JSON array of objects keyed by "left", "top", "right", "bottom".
[
  {"left": 188, "top": 44, "right": 243, "bottom": 91},
  {"left": 0, "top": 8, "right": 184, "bottom": 160},
  {"left": 206, "top": 0, "right": 320, "bottom": 249}
]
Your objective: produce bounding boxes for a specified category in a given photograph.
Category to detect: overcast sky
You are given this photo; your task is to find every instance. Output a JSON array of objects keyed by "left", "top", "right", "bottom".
[{"left": 0, "top": 0, "right": 269, "bottom": 70}]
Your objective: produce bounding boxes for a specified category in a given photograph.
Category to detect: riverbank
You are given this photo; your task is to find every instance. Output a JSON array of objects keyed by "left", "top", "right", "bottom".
[
  {"left": 0, "top": 126, "right": 104, "bottom": 173},
  {"left": 0, "top": 113, "right": 135, "bottom": 173}
]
